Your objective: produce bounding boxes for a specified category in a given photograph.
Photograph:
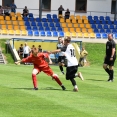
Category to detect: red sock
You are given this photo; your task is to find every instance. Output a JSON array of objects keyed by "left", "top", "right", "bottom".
[
  {"left": 32, "top": 74, "right": 37, "bottom": 88},
  {"left": 53, "top": 74, "right": 62, "bottom": 86}
]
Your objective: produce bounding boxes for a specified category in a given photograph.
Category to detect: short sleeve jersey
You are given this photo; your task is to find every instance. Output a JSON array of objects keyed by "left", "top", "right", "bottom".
[
  {"left": 57, "top": 43, "right": 65, "bottom": 56},
  {"left": 106, "top": 40, "right": 116, "bottom": 58},
  {"left": 61, "top": 44, "right": 78, "bottom": 67}
]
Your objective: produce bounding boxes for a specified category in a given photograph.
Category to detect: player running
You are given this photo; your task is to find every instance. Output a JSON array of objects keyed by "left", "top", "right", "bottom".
[
  {"left": 49, "top": 36, "right": 84, "bottom": 92},
  {"left": 15, "top": 47, "right": 66, "bottom": 90}
]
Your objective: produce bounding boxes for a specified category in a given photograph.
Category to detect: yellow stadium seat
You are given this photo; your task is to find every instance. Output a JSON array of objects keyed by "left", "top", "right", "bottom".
[
  {"left": 13, "top": 21, "right": 18, "bottom": 25},
  {"left": 59, "top": 15, "right": 63, "bottom": 19},
  {"left": 0, "top": 16, "right": 4, "bottom": 20},
  {"left": 82, "top": 16, "right": 87, "bottom": 20},
  {"left": 14, "top": 26, "right": 19, "bottom": 30},
  {"left": 6, "top": 21, "right": 12, "bottom": 25},
  {"left": 61, "top": 23, "right": 67, "bottom": 28},
  {"left": 60, "top": 18, "right": 65, "bottom": 23},
  {"left": 72, "top": 19, "right": 77, "bottom": 24},
  {"left": 5, "top": 16, "right": 10, "bottom": 21},
  {"left": 73, "top": 23, "right": 78, "bottom": 28},
  {"left": 76, "top": 15, "right": 81, "bottom": 20},
  {"left": 79, "top": 24, "right": 85, "bottom": 28},
  {"left": 0, "top": 20, "right": 5, "bottom": 25},
  {"left": 22, "top": 30, "right": 27, "bottom": 35},
  {"left": 85, "top": 24, "right": 91, "bottom": 29},
  {"left": 1, "top": 25, "right": 7, "bottom": 29},
  {"left": 11, "top": 16, "right": 16, "bottom": 21},
  {"left": 84, "top": 19, "right": 89, "bottom": 24},
  {"left": 67, "top": 23, "right": 72, "bottom": 28},
  {"left": 8, "top": 25, "right": 13, "bottom": 30},
  {"left": 90, "top": 33, "right": 95, "bottom": 38},
  {"left": 1, "top": 29, "right": 8, "bottom": 35},
  {"left": 66, "top": 19, "right": 71, "bottom": 23},
  {"left": 10, "top": 12, "right": 15, "bottom": 17},
  {"left": 84, "top": 33, "right": 89, "bottom": 38},
  {"left": 16, "top": 12, "right": 22, "bottom": 17},
  {"left": 18, "top": 17, "right": 23, "bottom": 21},
  {"left": 20, "top": 26, "right": 26, "bottom": 30},
  {"left": 78, "top": 19, "right": 82, "bottom": 24},
  {"left": 76, "top": 28, "right": 81, "bottom": 33},
  {"left": 65, "top": 32, "right": 71, "bottom": 37},
  {"left": 15, "top": 30, "right": 21, "bottom": 35},
  {"left": 71, "top": 32, "right": 77, "bottom": 38},
  {"left": 88, "top": 28, "right": 93, "bottom": 33},
  {"left": 9, "top": 30, "right": 15, "bottom": 35},
  {"left": 70, "top": 15, "right": 75, "bottom": 20},
  {"left": 70, "top": 28, "right": 75, "bottom": 32},
  {"left": 63, "top": 28, "right": 69, "bottom": 32},
  {"left": 78, "top": 33, "right": 83, "bottom": 38},
  {"left": 82, "top": 28, "right": 87, "bottom": 33},
  {"left": 19, "top": 21, "right": 25, "bottom": 26}
]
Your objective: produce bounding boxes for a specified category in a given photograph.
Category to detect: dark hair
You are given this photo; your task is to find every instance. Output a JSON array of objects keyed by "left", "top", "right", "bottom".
[
  {"left": 64, "top": 36, "right": 71, "bottom": 43},
  {"left": 58, "top": 36, "right": 62, "bottom": 39},
  {"left": 39, "top": 45, "right": 41, "bottom": 47}
]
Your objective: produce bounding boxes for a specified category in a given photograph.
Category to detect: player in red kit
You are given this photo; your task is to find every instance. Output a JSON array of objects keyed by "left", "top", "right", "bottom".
[{"left": 15, "top": 47, "right": 66, "bottom": 90}]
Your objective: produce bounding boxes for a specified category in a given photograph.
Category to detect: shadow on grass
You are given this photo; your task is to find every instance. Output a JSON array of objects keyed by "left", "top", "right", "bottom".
[{"left": 86, "top": 79, "right": 105, "bottom": 81}]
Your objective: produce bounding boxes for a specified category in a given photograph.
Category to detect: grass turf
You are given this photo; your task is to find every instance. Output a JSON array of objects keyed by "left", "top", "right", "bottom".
[{"left": 0, "top": 64, "right": 117, "bottom": 117}]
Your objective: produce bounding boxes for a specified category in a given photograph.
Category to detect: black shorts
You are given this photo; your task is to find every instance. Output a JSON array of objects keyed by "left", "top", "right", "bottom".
[
  {"left": 24, "top": 54, "right": 29, "bottom": 58},
  {"left": 58, "top": 56, "right": 65, "bottom": 63},
  {"left": 104, "top": 57, "right": 116, "bottom": 66},
  {"left": 66, "top": 65, "right": 78, "bottom": 80}
]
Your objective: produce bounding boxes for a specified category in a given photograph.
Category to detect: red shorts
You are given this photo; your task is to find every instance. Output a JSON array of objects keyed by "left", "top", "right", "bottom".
[{"left": 34, "top": 65, "right": 53, "bottom": 76}]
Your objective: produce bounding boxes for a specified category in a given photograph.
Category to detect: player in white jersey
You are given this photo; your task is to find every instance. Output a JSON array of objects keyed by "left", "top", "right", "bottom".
[
  {"left": 49, "top": 37, "right": 84, "bottom": 92},
  {"left": 57, "top": 37, "right": 65, "bottom": 74}
]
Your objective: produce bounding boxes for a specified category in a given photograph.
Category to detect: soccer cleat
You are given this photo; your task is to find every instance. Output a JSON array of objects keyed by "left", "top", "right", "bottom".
[
  {"left": 61, "top": 85, "right": 66, "bottom": 90},
  {"left": 78, "top": 72, "right": 84, "bottom": 81},
  {"left": 61, "top": 71, "right": 65, "bottom": 74},
  {"left": 73, "top": 88, "right": 78, "bottom": 92},
  {"left": 34, "top": 87, "right": 38, "bottom": 90}
]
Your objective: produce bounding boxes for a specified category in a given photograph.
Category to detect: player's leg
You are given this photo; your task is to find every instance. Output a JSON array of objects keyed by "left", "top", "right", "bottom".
[
  {"left": 32, "top": 68, "right": 39, "bottom": 90},
  {"left": 58, "top": 56, "right": 64, "bottom": 74},
  {"left": 42, "top": 66, "right": 66, "bottom": 90}
]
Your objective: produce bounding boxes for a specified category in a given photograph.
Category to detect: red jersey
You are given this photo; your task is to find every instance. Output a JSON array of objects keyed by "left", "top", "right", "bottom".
[{"left": 22, "top": 53, "right": 49, "bottom": 67}]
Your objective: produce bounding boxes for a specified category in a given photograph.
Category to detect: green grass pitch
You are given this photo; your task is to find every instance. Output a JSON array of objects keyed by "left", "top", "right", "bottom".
[{"left": 0, "top": 64, "right": 117, "bottom": 117}]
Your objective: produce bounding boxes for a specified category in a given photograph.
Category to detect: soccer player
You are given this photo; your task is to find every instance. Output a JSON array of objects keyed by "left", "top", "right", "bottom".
[
  {"left": 57, "top": 37, "right": 65, "bottom": 74},
  {"left": 15, "top": 47, "right": 66, "bottom": 90},
  {"left": 49, "top": 37, "right": 84, "bottom": 92},
  {"left": 103, "top": 33, "right": 116, "bottom": 82}
]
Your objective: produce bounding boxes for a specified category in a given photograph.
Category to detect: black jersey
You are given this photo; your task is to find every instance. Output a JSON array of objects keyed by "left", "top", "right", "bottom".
[
  {"left": 19, "top": 47, "right": 23, "bottom": 53},
  {"left": 106, "top": 40, "right": 116, "bottom": 58}
]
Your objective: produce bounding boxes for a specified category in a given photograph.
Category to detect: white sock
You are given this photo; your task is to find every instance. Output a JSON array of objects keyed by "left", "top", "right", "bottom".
[
  {"left": 75, "top": 74, "right": 78, "bottom": 77},
  {"left": 74, "top": 85, "right": 78, "bottom": 89}
]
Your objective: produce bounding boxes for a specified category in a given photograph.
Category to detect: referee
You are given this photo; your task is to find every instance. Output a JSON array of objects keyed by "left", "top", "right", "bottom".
[{"left": 103, "top": 33, "right": 116, "bottom": 82}]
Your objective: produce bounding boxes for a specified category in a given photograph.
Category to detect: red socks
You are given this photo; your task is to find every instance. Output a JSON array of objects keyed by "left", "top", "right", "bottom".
[
  {"left": 32, "top": 74, "right": 37, "bottom": 88},
  {"left": 53, "top": 74, "right": 62, "bottom": 86}
]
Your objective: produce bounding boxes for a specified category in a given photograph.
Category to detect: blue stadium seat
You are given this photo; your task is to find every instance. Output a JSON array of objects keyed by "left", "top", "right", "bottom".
[
  {"left": 103, "top": 24, "right": 108, "bottom": 29},
  {"left": 59, "top": 31, "right": 64, "bottom": 37},
  {"left": 34, "top": 30, "right": 39, "bottom": 36},
  {"left": 40, "top": 31, "right": 46, "bottom": 36},
  {"left": 114, "top": 21, "right": 117, "bottom": 25},
  {"left": 96, "top": 33, "right": 101, "bottom": 38},
  {"left": 88, "top": 16, "right": 92, "bottom": 20},
  {"left": 25, "top": 21, "right": 30, "bottom": 26},
  {"left": 55, "top": 23, "right": 61, "bottom": 27},
  {"left": 51, "top": 27, "right": 56, "bottom": 31},
  {"left": 102, "top": 33, "right": 107, "bottom": 39},
  {"left": 37, "top": 22, "right": 42, "bottom": 27},
  {"left": 53, "top": 18, "right": 59, "bottom": 23},
  {"left": 101, "top": 20, "right": 106, "bottom": 24},
  {"left": 95, "top": 20, "right": 100, "bottom": 24},
  {"left": 97, "top": 24, "right": 102, "bottom": 29},
  {"left": 100, "top": 29, "right": 105, "bottom": 33},
  {"left": 105, "top": 16, "right": 110, "bottom": 21},
  {"left": 47, "top": 31, "right": 52, "bottom": 36},
  {"left": 49, "top": 23, "right": 54, "bottom": 27},
  {"left": 110, "top": 24, "right": 114, "bottom": 29},
  {"left": 43, "top": 22, "right": 48, "bottom": 27},
  {"left": 47, "top": 14, "right": 51, "bottom": 19},
  {"left": 94, "top": 16, "right": 98, "bottom": 21},
  {"left": 48, "top": 18, "right": 53, "bottom": 22},
  {"left": 99, "top": 16, "right": 104, "bottom": 21},
  {"left": 32, "top": 26, "right": 38, "bottom": 31},
  {"left": 24, "top": 17, "right": 28, "bottom": 21},
  {"left": 26, "top": 26, "right": 32, "bottom": 31},
  {"left": 114, "top": 34, "right": 117, "bottom": 39},
  {"left": 30, "top": 17, "right": 35, "bottom": 21},
  {"left": 53, "top": 31, "right": 58, "bottom": 37},
  {"left": 53, "top": 14, "right": 57, "bottom": 19},
  {"left": 107, "top": 21, "right": 112, "bottom": 25},
  {"left": 91, "top": 24, "right": 96, "bottom": 29},
  {"left": 106, "top": 29, "right": 111, "bottom": 33},
  {"left": 112, "top": 29, "right": 117, "bottom": 33},
  {"left": 45, "top": 27, "right": 50, "bottom": 31},
  {"left": 28, "top": 30, "right": 33, "bottom": 36},
  {"left": 42, "top": 18, "right": 47, "bottom": 22},
  {"left": 115, "top": 25, "right": 117, "bottom": 29},
  {"left": 28, "top": 13, "right": 33, "bottom": 18},
  {"left": 35, "top": 18, "right": 41, "bottom": 22},
  {"left": 89, "top": 20, "right": 94, "bottom": 24},
  {"left": 31, "top": 22, "right": 36, "bottom": 26},
  {"left": 57, "top": 27, "right": 63, "bottom": 31},
  {"left": 39, "top": 27, "right": 44, "bottom": 31},
  {"left": 94, "top": 28, "right": 99, "bottom": 33}
]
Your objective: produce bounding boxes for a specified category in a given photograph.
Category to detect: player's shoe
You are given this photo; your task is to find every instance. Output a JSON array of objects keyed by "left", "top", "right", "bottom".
[
  {"left": 61, "top": 85, "right": 66, "bottom": 90},
  {"left": 78, "top": 72, "right": 84, "bottom": 81},
  {"left": 34, "top": 87, "right": 38, "bottom": 90},
  {"left": 73, "top": 87, "right": 78, "bottom": 92},
  {"left": 61, "top": 71, "right": 65, "bottom": 75}
]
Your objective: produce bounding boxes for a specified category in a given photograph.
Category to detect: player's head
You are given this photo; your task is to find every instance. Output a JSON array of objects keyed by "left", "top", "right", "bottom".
[
  {"left": 64, "top": 36, "right": 71, "bottom": 45},
  {"left": 31, "top": 47, "right": 38, "bottom": 56},
  {"left": 58, "top": 36, "right": 63, "bottom": 43},
  {"left": 108, "top": 33, "right": 113, "bottom": 41}
]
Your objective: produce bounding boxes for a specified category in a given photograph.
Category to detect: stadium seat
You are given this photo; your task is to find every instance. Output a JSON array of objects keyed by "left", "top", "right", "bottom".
[
  {"left": 114, "top": 34, "right": 117, "bottom": 39},
  {"left": 6, "top": 21, "right": 12, "bottom": 25},
  {"left": 82, "top": 28, "right": 87, "bottom": 33},
  {"left": 88, "top": 16, "right": 92, "bottom": 20},
  {"left": 106, "top": 29, "right": 111, "bottom": 33},
  {"left": 28, "top": 30, "right": 33, "bottom": 36},
  {"left": 24, "top": 17, "right": 28, "bottom": 21},
  {"left": 73, "top": 23, "right": 78, "bottom": 28},
  {"left": 25, "top": 21, "right": 30, "bottom": 26},
  {"left": 1, "top": 25, "right": 7, "bottom": 30},
  {"left": 76, "top": 15, "right": 81, "bottom": 20},
  {"left": 94, "top": 16, "right": 98, "bottom": 21},
  {"left": 42, "top": 18, "right": 47, "bottom": 22},
  {"left": 53, "top": 19, "right": 59, "bottom": 23},
  {"left": 94, "top": 28, "right": 99, "bottom": 33},
  {"left": 5, "top": 16, "right": 10, "bottom": 21},
  {"left": 101, "top": 20, "right": 106, "bottom": 24},
  {"left": 114, "top": 21, "right": 117, "bottom": 25},
  {"left": 47, "top": 31, "right": 52, "bottom": 36},
  {"left": 8, "top": 25, "right": 13, "bottom": 30},
  {"left": 10, "top": 12, "right": 15, "bottom": 17},
  {"left": 22, "top": 30, "right": 27, "bottom": 35},
  {"left": 15, "top": 30, "right": 21, "bottom": 35},
  {"left": 31, "top": 22, "right": 36, "bottom": 26},
  {"left": 60, "top": 18, "right": 65, "bottom": 23},
  {"left": 63, "top": 28, "right": 69, "bottom": 32},
  {"left": 32, "top": 26, "right": 38, "bottom": 31},
  {"left": 34, "top": 30, "right": 39, "bottom": 36},
  {"left": 13, "top": 21, "right": 18, "bottom": 25},
  {"left": 35, "top": 18, "right": 41, "bottom": 22},
  {"left": 70, "top": 15, "right": 75, "bottom": 20},
  {"left": 18, "top": 17, "right": 23, "bottom": 21},
  {"left": 53, "top": 31, "right": 58, "bottom": 37},
  {"left": 86, "top": 24, "right": 91, "bottom": 29},
  {"left": 59, "top": 31, "right": 64, "bottom": 37},
  {"left": 66, "top": 19, "right": 71, "bottom": 23},
  {"left": 20, "top": 26, "right": 26, "bottom": 30},
  {"left": 97, "top": 24, "right": 102, "bottom": 29},
  {"left": 76, "top": 28, "right": 81, "bottom": 33},
  {"left": 30, "top": 17, "right": 35, "bottom": 22},
  {"left": 78, "top": 33, "right": 83, "bottom": 38},
  {"left": 43, "top": 22, "right": 48, "bottom": 27},
  {"left": 67, "top": 23, "right": 72, "bottom": 28},
  {"left": 110, "top": 24, "right": 114, "bottom": 29},
  {"left": 84, "top": 33, "right": 89, "bottom": 38},
  {"left": 99, "top": 16, "right": 104, "bottom": 21},
  {"left": 0, "top": 16, "right": 4, "bottom": 20},
  {"left": 72, "top": 19, "right": 77, "bottom": 24},
  {"left": 26, "top": 26, "right": 32, "bottom": 31},
  {"left": 55, "top": 23, "right": 61, "bottom": 27},
  {"left": 57, "top": 27, "right": 62, "bottom": 31},
  {"left": 95, "top": 20, "right": 100, "bottom": 24},
  {"left": 61, "top": 23, "right": 67, "bottom": 28},
  {"left": 47, "top": 14, "right": 51, "bottom": 19},
  {"left": 45, "top": 27, "right": 50, "bottom": 31},
  {"left": 39, "top": 27, "right": 44, "bottom": 31},
  {"left": 82, "top": 16, "right": 87, "bottom": 20},
  {"left": 91, "top": 24, "right": 96, "bottom": 29},
  {"left": 9, "top": 30, "right": 15, "bottom": 35},
  {"left": 84, "top": 19, "right": 89, "bottom": 24},
  {"left": 96, "top": 33, "right": 101, "bottom": 38},
  {"left": 112, "top": 29, "right": 117, "bottom": 33},
  {"left": 40, "top": 31, "right": 46, "bottom": 36},
  {"left": 37, "top": 22, "right": 42, "bottom": 27},
  {"left": 79, "top": 24, "right": 85, "bottom": 28},
  {"left": 49, "top": 23, "right": 54, "bottom": 27},
  {"left": 53, "top": 14, "right": 57, "bottom": 19},
  {"left": 29, "top": 13, "right": 33, "bottom": 18},
  {"left": 1, "top": 29, "right": 8, "bottom": 35},
  {"left": 14, "top": 26, "right": 19, "bottom": 30},
  {"left": 70, "top": 28, "right": 75, "bottom": 32},
  {"left": 88, "top": 28, "right": 93, "bottom": 33},
  {"left": 102, "top": 33, "right": 108, "bottom": 39},
  {"left": 51, "top": 27, "right": 56, "bottom": 31},
  {"left": 78, "top": 19, "right": 82, "bottom": 24},
  {"left": 48, "top": 19, "right": 53, "bottom": 22},
  {"left": 16, "top": 12, "right": 22, "bottom": 17},
  {"left": 0, "top": 20, "right": 5, "bottom": 25},
  {"left": 19, "top": 21, "right": 25, "bottom": 26},
  {"left": 65, "top": 32, "right": 71, "bottom": 36},
  {"left": 100, "top": 29, "right": 105, "bottom": 33},
  {"left": 105, "top": 16, "right": 110, "bottom": 21},
  {"left": 11, "top": 16, "right": 16, "bottom": 21},
  {"left": 90, "top": 33, "right": 95, "bottom": 38},
  {"left": 103, "top": 24, "right": 108, "bottom": 29},
  {"left": 89, "top": 20, "right": 94, "bottom": 24},
  {"left": 71, "top": 32, "right": 77, "bottom": 38}
]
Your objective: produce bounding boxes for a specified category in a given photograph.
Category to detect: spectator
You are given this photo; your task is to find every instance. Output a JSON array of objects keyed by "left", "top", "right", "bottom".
[
  {"left": 4, "top": 5, "right": 10, "bottom": 16},
  {"left": 65, "top": 9, "right": 70, "bottom": 20},
  {"left": 22, "top": 6, "right": 29, "bottom": 17},
  {"left": 18, "top": 44, "right": 23, "bottom": 59},
  {"left": 58, "top": 5, "right": 64, "bottom": 16},
  {"left": 10, "top": 2, "right": 17, "bottom": 13},
  {"left": 38, "top": 45, "right": 43, "bottom": 52},
  {"left": 0, "top": 5, "right": 3, "bottom": 15}
]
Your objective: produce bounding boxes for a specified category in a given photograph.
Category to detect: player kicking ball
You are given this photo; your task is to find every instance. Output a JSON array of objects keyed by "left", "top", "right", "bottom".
[
  {"left": 49, "top": 37, "right": 84, "bottom": 92},
  {"left": 15, "top": 47, "right": 66, "bottom": 91}
]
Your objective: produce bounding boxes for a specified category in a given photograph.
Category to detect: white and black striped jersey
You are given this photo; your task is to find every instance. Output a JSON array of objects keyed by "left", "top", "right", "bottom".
[
  {"left": 61, "top": 44, "right": 78, "bottom": 67},
  {"left": 57, "top": 43, "right": 65, "bottom": 56}
]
